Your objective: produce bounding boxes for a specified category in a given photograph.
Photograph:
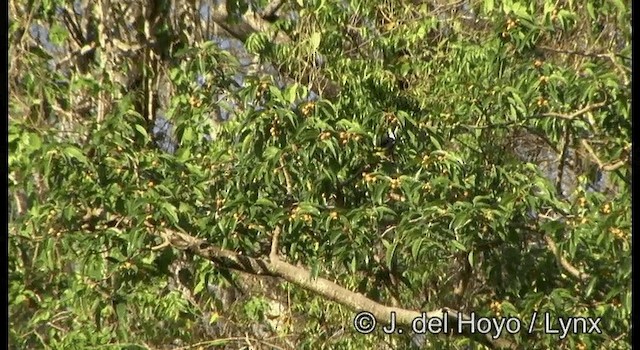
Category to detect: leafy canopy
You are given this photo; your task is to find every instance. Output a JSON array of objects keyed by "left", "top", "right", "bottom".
[{"left": 9, "top": 0, "right": 630, "bottom": 349}]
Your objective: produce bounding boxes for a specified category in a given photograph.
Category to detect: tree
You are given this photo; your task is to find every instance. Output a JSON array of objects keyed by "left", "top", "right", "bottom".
[{"left": 9, "top": 0, "right": 630, "bottom": 349}]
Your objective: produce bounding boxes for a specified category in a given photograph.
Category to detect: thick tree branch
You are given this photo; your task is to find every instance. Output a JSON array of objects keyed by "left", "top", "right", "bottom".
[{"left": 152, "top": 226, "right": 519, "bottom": 349}]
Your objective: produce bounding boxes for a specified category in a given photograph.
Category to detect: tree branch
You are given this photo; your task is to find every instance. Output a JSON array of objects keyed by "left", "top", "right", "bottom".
[
  {"left": 515, "top": 219, "right": 591, "bottom": 282},
  {"left": 152, "top": 226, "right": 519, "bottom": 349},
  {"left": 462, "top": 100, "right": 608, "bottom": 130},
  {"left": 279, "top": 157, "right": 293, "bottom": 195},
  {"left": 541, "top": 100, "right": 608, "bottom": 121},
  {"left": 555, "top": 125, "right": 571, "bottom": 195},
  {"left": 580, "top": 139, "right": 628, "bottom": 172}
]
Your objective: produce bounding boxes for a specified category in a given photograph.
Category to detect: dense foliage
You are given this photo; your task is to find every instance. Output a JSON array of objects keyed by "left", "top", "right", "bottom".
[{"left": 9, "top": 0, "right": 630, "bottom": 349}]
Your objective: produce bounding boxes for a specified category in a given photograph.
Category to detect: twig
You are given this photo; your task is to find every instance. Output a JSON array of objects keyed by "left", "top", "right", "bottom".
[
  {"left": 270, "top": 226, "right": 281, "bottom": 261},
  {"left": 429, "top": 0, "right": 466, "bottom": 16},
  {"left": 279, "top": 157, "right": 293, "bottom": 195},
  {"left": 541, "top": 100, "right": 608, "bottom": 121},
  {"left": 601, "top": 160, "right": 626, "bottom": 171},
  {"left": 150, "top": 238, "right": 171, "bottom": 251},
  {"left": 581, "top": 139, "right": 628, "bottom": 172},
  {"left": 555, "top": 125, "right": 570, "bottom": 195},
  {"left": 46, "top": 321, "right": 67, "bottom": 333},
  {"left": 380, "top": 225, "right": 396, "bottom": 238},
  {"left": 463, "top": 100, "right": 607, "bottom": 128}
]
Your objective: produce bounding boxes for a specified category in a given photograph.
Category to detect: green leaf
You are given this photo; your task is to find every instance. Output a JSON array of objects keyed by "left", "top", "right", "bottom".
[
  {"left": 176, "top": 147, "right": 191, "bottom": 162},
  {"left": 450, "top": 239, "right": 466, "bottom": 252},
  {"left": 255, "top": 198, "right": 277, "bottom": 208},
  {"left": 241, "top": 134, "right": 253, "bottom": 154},
  {"left": 586, "top": 2, "right": 596, "bottom": 20},
  {"left": 584, "top": 277, "right": 598, "bottom": 298},
  {"left": 160, "top": 203, "right": 179, "bottom": 224},
  {"left": 450, "top": 211, "right": 471, "bottom": 231},
  {"left": 298, "top": 202, "right": 320, "bottom": 216},
  {"left": 325, "top": 141, "right": 337, "bottom": 158},
  {"left": 411, "top": 237, "right": 424, "bottom": 257},
  {"left": 194, "top": 277, "right": 206, "bottom": 295},
  {"left": 484, "top": 0, "right": 495, "bottom": 14},
  {"left": 264, "top": 146, "right": 280, "bottom": 160},
  {"left": 375, "top": 205, "right": 397, "bottom": 218},
  {"left": 63, "top": 146, "right": 88, "bottom": 164},
  {"left": 115, "top": 302, "right": 128, "bottom": 323},
  {"left": 182, "top": 126, "right": 194, "bottom": 143},
  {"left": 472, "top": 195, "right": 493, "bottom": 207},
  {"left": 27, "top": 133, "right": 43, "bottom": 151},
  {"left": 48, "top": 23, "right": 68, "bottom": 46},
  {"left": 500, "top": 301, "right": 518, "bottom": 316},
  {"left": 13, "top": 294, "right": 27, "bottom": 305},
  {"left": 609, "top": 0, "right": 626, "bottom": 13},
  {"left": 336, "top": 119, "right": 363, "bottom": 132},
  {"left": 350, "top": 256, "right": 357, "bottom": 273},
  {"left": 372, "top": 184, "right": 387, "bottom": 205},
  {"left": 178, "top": 202, "right": 192, "bottom": 214},
  {"left": 135, "top": 124, "right": 149, "bottom": 141},
  {"left": 284, "top": 84, "right": 298, "bottom": 104},
  {"left": 429, "top": 135, "right": 442, "bottom": 150},
  {"left": 385, "top": 241, "right": 398, "bottom": 268},
  {"left": 269, "top": 86, "right": 283, "bottom": 101}
]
